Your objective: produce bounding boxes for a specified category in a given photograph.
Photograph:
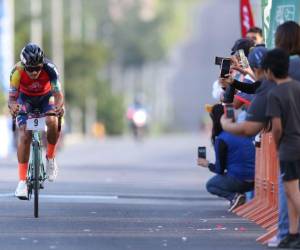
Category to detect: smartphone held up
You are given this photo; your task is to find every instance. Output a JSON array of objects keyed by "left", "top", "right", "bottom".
[
  {"left": 220, "top": 58, "right": 231, "bottom": 78},
  {"left": 236, "top": 49, "right": 249, "bottom": 69},
  {"left": 224, "top": 103, "right": 235, "bottom": 121},
  {"left": 198, "top": 146, "right": 206, "bottom": 159}
]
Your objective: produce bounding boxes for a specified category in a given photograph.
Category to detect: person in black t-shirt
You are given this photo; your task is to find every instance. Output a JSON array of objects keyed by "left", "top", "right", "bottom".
[
  {"left": 266, "top": 20, "right": 300, "bottom": 248},
  {"left": 265, "top": 49, "right": 300, "bottom": 248}
]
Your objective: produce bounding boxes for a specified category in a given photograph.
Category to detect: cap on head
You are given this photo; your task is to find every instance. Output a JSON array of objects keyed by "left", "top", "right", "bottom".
[
  {"left": 20, "top": 43, "right": 44, "bottom": 67},
  {"left": 248, "top": 46, "right": 268, "bottom": 69},
  {"left": 231, "top": 38, "right": 255, "bottom": 57}
]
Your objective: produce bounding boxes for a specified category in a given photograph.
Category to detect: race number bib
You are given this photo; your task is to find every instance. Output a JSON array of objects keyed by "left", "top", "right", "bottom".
[{"left": 26, "top": 117, "right": 46, "bottom": 131}]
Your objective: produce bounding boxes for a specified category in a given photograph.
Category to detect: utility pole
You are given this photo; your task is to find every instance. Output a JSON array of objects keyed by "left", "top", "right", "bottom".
[
  {"left": 51, "top": 0, "right": 64, "bottom": 84},
  {"left": 0, "top": 0, "right": 14, "bottom": 91},
  {"left": 30, "top": 0, "right": 42, "bottom": 46},
  {"left": 0, "top": 0, "right": 14, "bottom": 159},
  {"left": 84, "top": 2, "right": 96, "bottom": 43},
  {"left": 70, "top": 0, "right": 82, "bottom": 41},
  {"left": 7, "top": 0, "right": 14, "bottom": 63}
]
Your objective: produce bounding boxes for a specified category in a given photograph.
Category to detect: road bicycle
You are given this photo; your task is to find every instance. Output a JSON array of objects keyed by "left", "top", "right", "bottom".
[{"left": 13, "top": 110, "right": 61, "bottom": 218}]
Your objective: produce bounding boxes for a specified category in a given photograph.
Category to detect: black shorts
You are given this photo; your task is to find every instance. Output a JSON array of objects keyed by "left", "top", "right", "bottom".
[
  {"left": 17, "top": 92, "right": 54, "bottom": 127},
  {"left": 280, "top": 160, "right": 300, "bottom": 182}
]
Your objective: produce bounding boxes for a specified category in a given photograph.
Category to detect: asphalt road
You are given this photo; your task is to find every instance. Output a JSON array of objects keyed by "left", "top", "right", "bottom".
[{"left": 0, "top": 133, "right": 267, "bottom": 250}]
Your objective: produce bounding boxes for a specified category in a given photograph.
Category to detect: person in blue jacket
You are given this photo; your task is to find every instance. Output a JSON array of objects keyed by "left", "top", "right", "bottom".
[{"left": 198, "top": 103, "right": 255, "bottom": 212}]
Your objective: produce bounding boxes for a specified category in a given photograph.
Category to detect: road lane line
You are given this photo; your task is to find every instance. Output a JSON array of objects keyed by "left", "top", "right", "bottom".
[
  {"left": 0, "top": 193, "right": 14, "bottom": 197},
  {"left": 0, "top": 193, "right": 118, "bottom": 200},
  {"left": 42, "top": 195, "right": 118, "bottom": 200},
  {"left": 0, "top": 193, "right": 226, "bottom": 206}
]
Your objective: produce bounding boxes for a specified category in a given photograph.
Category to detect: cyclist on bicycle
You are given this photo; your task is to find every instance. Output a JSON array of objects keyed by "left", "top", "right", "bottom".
[{"left": 8, "top": 43, "right": 64, "bottom": 199}]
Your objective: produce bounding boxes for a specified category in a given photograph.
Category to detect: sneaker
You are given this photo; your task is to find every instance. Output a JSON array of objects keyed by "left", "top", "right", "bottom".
[
  {"left": 228, "top": 193, "right": 246, "bottom": 212},
  {"left": 46, "top": 157, "right": 58, "bottom": 182},
  {"left": 15, "top": 180, "right": 28, "bottom": 199},
  {"left": 290, "top": 237, "right": 300, "bottom": 249},
  {"left": 267, "top": 235, "right": 281, "bottom": 248},
  {"left": 278, "top": 233, "right": 300, "bottom": 248}
]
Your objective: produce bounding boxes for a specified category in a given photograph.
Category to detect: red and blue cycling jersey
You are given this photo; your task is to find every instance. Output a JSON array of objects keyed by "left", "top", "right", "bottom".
[
  {"left": 9, "top": 59, "right": 62, "bottom": 126},
  {"left": 9, "top": 59, "right": 62, "bottom": 99}
]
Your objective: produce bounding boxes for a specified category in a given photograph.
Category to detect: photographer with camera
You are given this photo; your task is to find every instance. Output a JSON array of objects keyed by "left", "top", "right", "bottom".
[
  {"left": 223, "top": 38, "right": 255, "bottom": 103},
  {"left": 220, "top": 46, "right": 273, "bottom": 137},
  {"left": 213, "top": 38, "right": 254, "bottom": 103},
  {"left": 197, "top": 104, "right": 255, "bottom": 212},
  {"left": 216, "top": 38, "right": 255, "bottom": 124}
]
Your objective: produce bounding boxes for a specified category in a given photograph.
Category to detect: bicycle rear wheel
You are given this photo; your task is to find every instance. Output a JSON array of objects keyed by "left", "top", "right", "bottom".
[{"left": 32, "top": 141, "right": 40, "bottom": 218}]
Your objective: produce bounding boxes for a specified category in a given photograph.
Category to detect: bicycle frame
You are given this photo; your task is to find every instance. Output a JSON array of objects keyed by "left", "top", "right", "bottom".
[
  {"left": 12, "top": 111, "right": 61, "bottom": 218},
  {"left": 28, "top": 129, "right": 47, "bottom": 189},
  {"left": 27, "top": 129, "right": 47, "bottom": 218},
  {"left": 26, "top": 114, "right": 49, "bottom": 218}
]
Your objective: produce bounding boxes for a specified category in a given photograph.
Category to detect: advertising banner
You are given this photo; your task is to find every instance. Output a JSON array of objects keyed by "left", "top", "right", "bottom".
[
  {"left": 262, "top": 0, "right": 300, "bottom": 48},
  {"left": 240, "top": 0, "right": 255, "bottom": 37}
]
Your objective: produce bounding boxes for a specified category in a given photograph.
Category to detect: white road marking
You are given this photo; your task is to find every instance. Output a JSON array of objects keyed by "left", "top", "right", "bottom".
[
  {"left": 0, "top": 193, "right": 224, "bottom": 206},
  {"left": 0, "top": 193, "right": 14, "bottom": 197},
  {"left": 41, "top": 194, "right": 118, "bottom": 200},
  {"left": 0, "top": 193, "right": 118, "bottom": 200}
]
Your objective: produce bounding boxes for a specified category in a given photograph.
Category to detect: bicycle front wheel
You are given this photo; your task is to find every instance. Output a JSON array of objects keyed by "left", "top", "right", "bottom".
[{"left": 32, "top": 141, "right": 40, "bottom": 218}]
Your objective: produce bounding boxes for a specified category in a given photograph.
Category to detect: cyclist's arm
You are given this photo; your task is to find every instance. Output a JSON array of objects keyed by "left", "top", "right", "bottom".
[
  {"left": 52, "top": 88, "right": 64, "bottom": 109},
  {"left": 51, "top": 77, "right": 64, "bottom": 115},
  {"left": 50, "top": 78, "right": 63, "bottom": 107},
  {"left": 8, "top": 65, "right": 21, "bottom": 112},
  {"left": 45, "top": 61, "right": 64, "bottom": 109}
]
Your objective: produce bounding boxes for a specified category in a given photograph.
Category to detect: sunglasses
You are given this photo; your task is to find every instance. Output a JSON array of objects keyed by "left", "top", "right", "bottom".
[{"left": 25, "top": 65, "right": 42, "bottom": 72}]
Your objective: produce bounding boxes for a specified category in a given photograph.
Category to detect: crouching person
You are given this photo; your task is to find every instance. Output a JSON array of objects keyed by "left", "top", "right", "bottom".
[{"left": 198, "top": 104, "right": 255, "bottom": 212}]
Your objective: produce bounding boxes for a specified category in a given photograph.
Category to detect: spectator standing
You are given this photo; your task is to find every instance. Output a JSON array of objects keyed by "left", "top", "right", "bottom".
[
  {"left": 265, "top": 48, "right": 300, "bottom": 248},
  {"left": 268, "top": 20, "right": 300, "bottom": 248}
]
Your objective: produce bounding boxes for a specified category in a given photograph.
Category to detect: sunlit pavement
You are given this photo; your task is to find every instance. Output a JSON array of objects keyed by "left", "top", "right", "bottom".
[{"left": 0, "top": 133, "right": 266, "bottom": 250}]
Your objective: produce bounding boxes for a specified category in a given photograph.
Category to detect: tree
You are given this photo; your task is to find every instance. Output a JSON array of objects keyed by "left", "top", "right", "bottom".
[{"left": 13, "top": 0, "right": 197, "bottom": 135}]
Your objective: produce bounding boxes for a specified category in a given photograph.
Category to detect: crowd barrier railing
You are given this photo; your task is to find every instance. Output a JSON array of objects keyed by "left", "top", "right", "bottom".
[{"left": 232, "top": 133, "right": 279, "bottom": 244}]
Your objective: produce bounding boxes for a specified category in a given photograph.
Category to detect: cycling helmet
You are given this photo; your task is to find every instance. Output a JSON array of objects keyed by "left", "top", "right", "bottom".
[{"left": 20, "top": 43, "right": 44, "bottom": 66}]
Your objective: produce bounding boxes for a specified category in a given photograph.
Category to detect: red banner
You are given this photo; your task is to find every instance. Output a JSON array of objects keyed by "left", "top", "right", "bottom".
[{"left": 240, "top": 0, "right": 255, "bottom": 37}]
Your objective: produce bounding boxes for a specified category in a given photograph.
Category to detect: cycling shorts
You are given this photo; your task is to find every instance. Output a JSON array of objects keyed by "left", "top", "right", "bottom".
[{"left": 16, "top": 92, "right": 55, "bottom": 127}]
